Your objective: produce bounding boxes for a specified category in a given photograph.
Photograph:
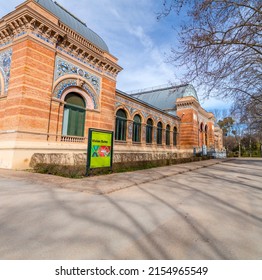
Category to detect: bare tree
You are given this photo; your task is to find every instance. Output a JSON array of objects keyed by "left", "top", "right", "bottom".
[
  {"left": 159, "top": 0, "right": 262, "bottom": 107},
  {"left": 211, "top": 108, "right": 230, "bottom": 123},
  {"left": 231, "top": 93, "right": 262, "bottom": 133}
]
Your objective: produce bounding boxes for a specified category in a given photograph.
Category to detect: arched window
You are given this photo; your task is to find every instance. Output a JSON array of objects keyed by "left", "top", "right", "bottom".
[
  {"left": 200, "top": 123, "right": 204, "bottom": 132},
  {"left": 173, "top": 127, "right": 178, "bottom": 146},
  {"left": 166, "top": 125, "right": 170, "bottom": 146},
  {"left": 205, "top": 125, "right": 208, "bottom": 146},
  {"left": 62, "top": 92, "right": 86, "bottom": 137},
  {"left": 157, "top": 122, "right": 162, "bottom": 145},
  {"left": 132, "top": 114, "right": 141, "bottom": 142},
  {"left": 146, "top": 118, "right": 153, "bottom": 144},
  {"left": 115, "top": 109, "right": 127, "bottom": 141}
]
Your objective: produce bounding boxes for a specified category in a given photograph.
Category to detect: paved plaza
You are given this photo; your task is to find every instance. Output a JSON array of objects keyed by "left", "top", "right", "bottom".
[{"left": 0, "top": 158, "right": 261, "bottom": 259}]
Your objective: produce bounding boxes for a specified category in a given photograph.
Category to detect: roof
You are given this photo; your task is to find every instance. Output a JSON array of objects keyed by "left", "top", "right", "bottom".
[
  {"left": 116, "top": 89, "right": 180, "bottom": 120},
  {"left": 130, "top": 84, "right": 199, "bottom": 111},
  {"left": 35, "top": 0, "right": 109, "bottom": 52}
]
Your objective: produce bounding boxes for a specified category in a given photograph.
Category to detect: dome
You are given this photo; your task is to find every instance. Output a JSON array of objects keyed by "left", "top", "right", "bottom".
[{"left": 181, "top": 84, "right": 199, "bottom": 101}]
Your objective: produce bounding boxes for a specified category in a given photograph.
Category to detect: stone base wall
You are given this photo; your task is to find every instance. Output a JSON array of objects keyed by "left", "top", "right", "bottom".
[
  {"left": 30, "top": 150, "right": 193, "bottom": 167},
  {"left": 30, "top": 153, "right": 87, "bottom": 167},
  {"left": 113, "top": 151, "right": 192, "bottom": 163},
  {"left": 0, "top": 139, "right": 194, "bottom": 170},
  {"left": 0, "top": 140, "right": 87, "bottom": 169}
]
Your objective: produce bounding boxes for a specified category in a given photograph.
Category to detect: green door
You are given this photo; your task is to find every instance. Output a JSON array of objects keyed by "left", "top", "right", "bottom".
[
  {"left": 62, "top": 93, "right": 86, "bottom": 137},
  {"left": 65, "top": 105, "right": 85, "bottom": 137}
]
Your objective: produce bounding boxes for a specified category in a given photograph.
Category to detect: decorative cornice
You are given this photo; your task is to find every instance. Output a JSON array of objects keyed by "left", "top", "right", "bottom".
[
  {"left": 176, "top": 96, "right": 200, "bottom": 109},
  {"left": 198, "top": 107, "right": 215, "bottom": 120},
  {"left": 0, "top": 2, "right": 122, "bottom": 78}
]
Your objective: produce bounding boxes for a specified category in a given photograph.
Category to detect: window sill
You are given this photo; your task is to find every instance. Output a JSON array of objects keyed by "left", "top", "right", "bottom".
[
  {"left": 0, "top": 95, "right": 7, "bottom": 100},
  {"left": 115, "top": 140, "right": 127, "bottom": 144}
]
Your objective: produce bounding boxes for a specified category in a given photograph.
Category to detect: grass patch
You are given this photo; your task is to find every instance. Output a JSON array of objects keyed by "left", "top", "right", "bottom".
[
  {"left": 33, "top": 156, "right": 213, "bottom": 178},
  {"left": 33, "top": 163, "right": 86, "bottom": 178}
]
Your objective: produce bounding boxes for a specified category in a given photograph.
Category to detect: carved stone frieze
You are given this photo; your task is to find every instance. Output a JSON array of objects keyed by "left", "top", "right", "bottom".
[{"left": 54, "top": 56, "right": 101, "bottom": 95}]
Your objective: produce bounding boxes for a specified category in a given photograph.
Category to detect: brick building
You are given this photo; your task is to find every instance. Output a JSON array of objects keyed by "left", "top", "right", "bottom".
[{"left": 0, "top": 0, "right": 222, "bottom": 169}]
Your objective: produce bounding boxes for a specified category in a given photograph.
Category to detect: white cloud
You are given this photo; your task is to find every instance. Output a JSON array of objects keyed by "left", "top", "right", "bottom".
[
  {"left": 127, "top": 26, "right": 154, "bottom": 49},
  {"left": 0, "top": 0, "right": 230, "bottom": 110}
]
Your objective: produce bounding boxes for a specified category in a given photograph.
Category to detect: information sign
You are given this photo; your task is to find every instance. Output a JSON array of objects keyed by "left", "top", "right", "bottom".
[{"left": 86, "top": 129, "right": 113, "bottom": 175}]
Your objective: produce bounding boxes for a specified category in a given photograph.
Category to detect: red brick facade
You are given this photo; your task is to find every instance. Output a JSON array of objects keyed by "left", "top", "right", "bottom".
[{"left": 0, "top": 0, "right": 222, "bottom": 169}]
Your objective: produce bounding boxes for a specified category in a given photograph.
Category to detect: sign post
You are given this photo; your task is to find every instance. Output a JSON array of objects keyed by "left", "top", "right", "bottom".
[{"left": 86, "top": 128, "right": 114, "bottom": 176}]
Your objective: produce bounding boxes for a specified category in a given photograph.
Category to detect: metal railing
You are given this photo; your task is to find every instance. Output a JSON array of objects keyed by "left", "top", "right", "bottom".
[{"left": 193, "top": 146, "right": 227, "bottom": 158}]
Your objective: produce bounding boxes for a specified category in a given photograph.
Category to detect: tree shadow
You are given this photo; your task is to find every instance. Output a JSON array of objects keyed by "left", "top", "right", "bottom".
[{"left": 1, "top": 158, "right": 261, "bottom": 260}]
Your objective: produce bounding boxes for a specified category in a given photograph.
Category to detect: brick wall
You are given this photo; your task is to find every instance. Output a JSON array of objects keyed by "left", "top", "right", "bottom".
[
  {"left": 2, "top": 39, "right": 55, "bottom": 140},
  {"left": 1, "top": 36, "right": 118, "bottom": 142},
  {"left": 177, "top": 108, "right": 199, "bottom": 148}
]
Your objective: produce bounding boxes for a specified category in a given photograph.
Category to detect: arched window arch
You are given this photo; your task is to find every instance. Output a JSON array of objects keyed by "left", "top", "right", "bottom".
[
  {"left": 166, "top": 124, "right": 170, "bottom": 146},
  {"left": 146, "top": 118, "right": 153, "bottom": 144},
  {"left": 157, "top": 122, "right": 162, "bottom": 145},
  {"left": 54, "top": 79, "right": 97, "bottom": 109},
  {"left": 132, "top": 114, "right": 141, "bottom": 142},
  {"left": 173, "top": 127, "right": 178, "bottom": 146},
  {"left": 62, "top": 92, "right": 86, "bottom": 137},
  {"left": 115, "top": 109, "right": 127, "bottom": 141}
]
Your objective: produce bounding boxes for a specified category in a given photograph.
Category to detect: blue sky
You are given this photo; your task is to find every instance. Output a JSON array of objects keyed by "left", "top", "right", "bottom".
[{"left": 1, "top": 0, "right": 231, "bottom": 111}]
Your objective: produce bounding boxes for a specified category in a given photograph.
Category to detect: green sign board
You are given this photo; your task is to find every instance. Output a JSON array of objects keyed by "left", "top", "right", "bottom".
[{"left": 86, "top": 128, "right": 114, "bottom": 174}]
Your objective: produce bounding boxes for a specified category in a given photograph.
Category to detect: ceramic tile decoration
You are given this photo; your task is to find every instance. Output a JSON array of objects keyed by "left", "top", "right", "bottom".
[{"left": 0, "top": 48, "right": 12, "bottom": 94}]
